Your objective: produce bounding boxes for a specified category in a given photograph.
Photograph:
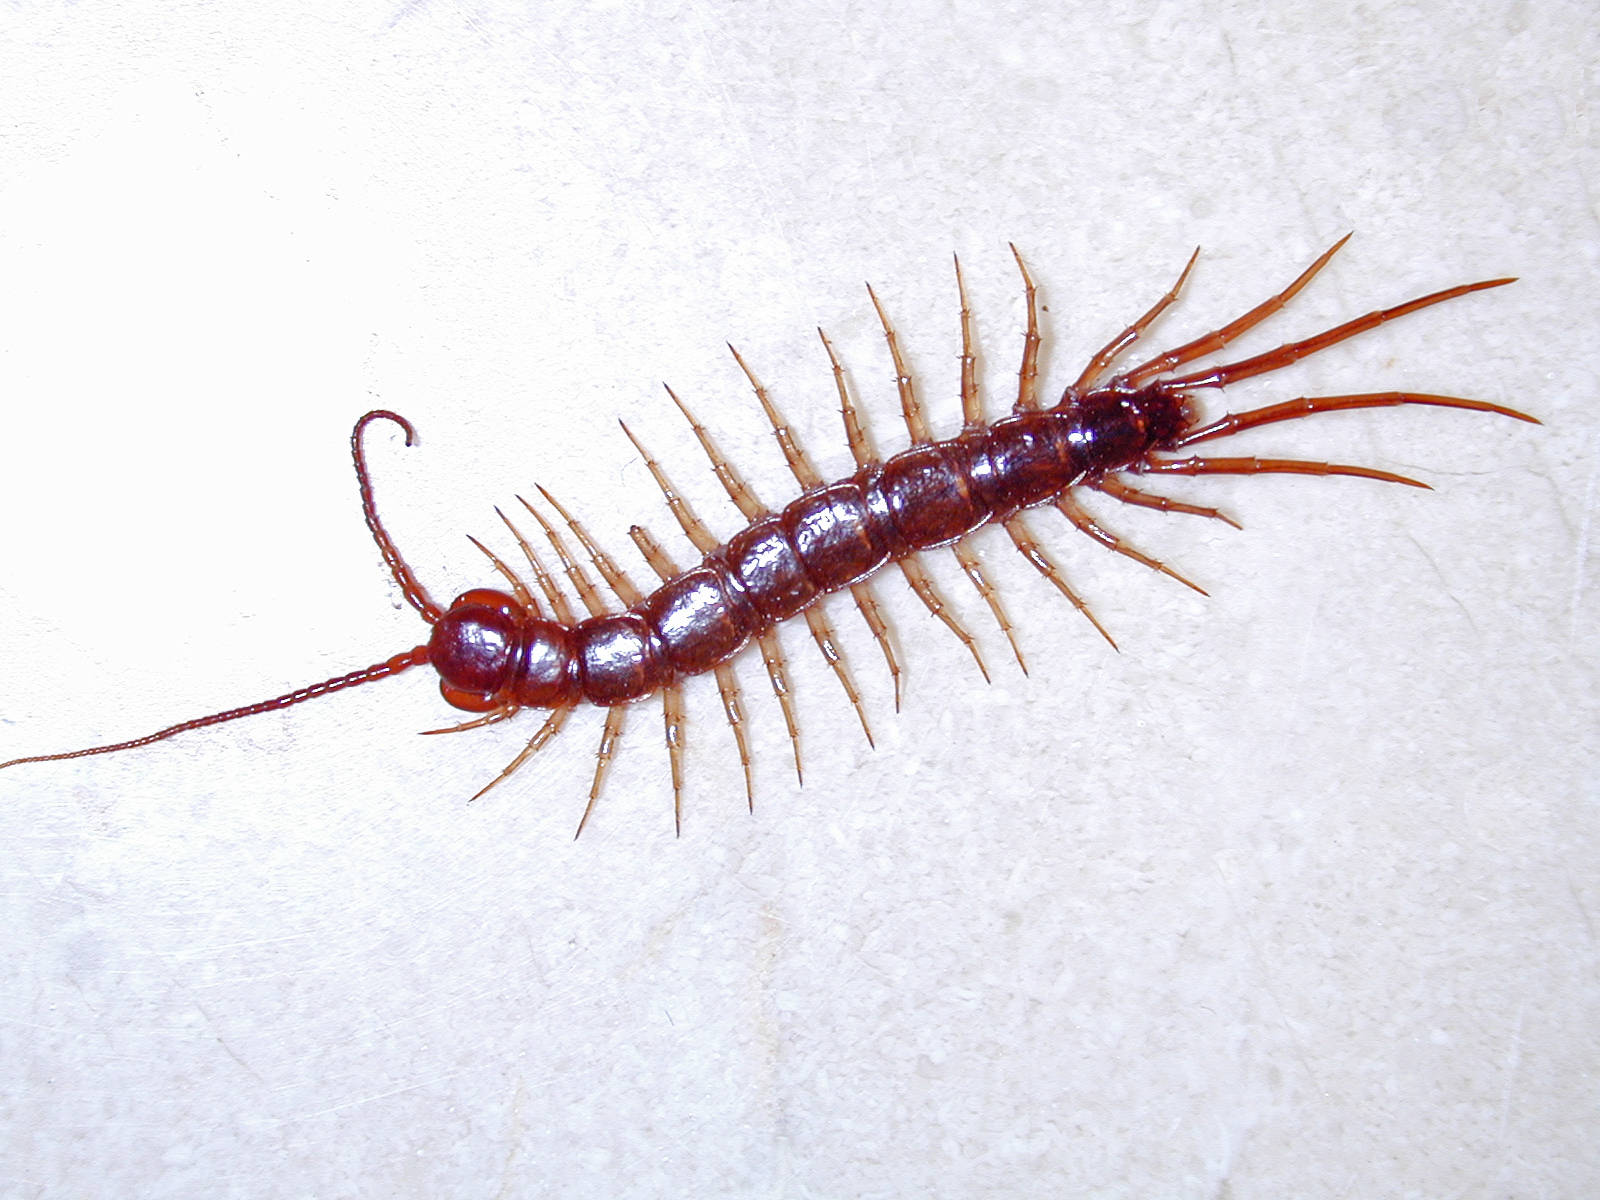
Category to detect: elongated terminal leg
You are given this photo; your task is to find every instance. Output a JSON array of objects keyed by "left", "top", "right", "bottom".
[
  {"left": 1119, "top": 236, "right": 1351, "bottom": 387},
  {"left": 1140, "top": 456, "right": 1429, "bottom": 488},
  {"left": 1174, "top": 390, "right": 1539, "bottom": 448}
]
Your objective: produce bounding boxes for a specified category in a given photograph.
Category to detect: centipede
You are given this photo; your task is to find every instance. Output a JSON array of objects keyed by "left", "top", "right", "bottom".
[{"left": 1, "top": 237, "right": 1537, "bottom": 835}]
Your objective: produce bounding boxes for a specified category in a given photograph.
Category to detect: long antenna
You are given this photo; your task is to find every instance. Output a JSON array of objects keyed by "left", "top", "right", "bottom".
[{"left": 1, "top": 411, "right": 442, "bottom": 770}]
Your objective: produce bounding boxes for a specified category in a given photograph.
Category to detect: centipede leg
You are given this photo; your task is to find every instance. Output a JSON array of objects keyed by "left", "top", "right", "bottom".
[
  {"left": 1003, "top": 514, "right": 1118, "bottom": 650},
  {"left": 662, "top": 685, "right": 686, "bottom": 836},
  {"left": 1071, "top": 247, "right": 1201, "bottom": 394},
  {"left": 1140, "top": 455, "right": 1430, "bottom": 489},
  {"left": 898, "top": 556, "right": 991, "bottom": 682},
  {"left": 1118, "top": 235, "right": 1352, "bottom": 387},
  {"left": 576, "top": 705, "right": 628, "bottom": 839},
  {"left": 954, "top": 254, "right": 982, "bottom": 425},
  {"left": 868, "top": 284, "right": 934, "bottom": 444},
  {"left": 1093, "top": 475, "right": 1243, "bottom": 530},
  {"left": 1152, "top": 277, "right": 1515, "bottom": 394},
  {"left": 756, "top": 630, "right": 803, "bottom": 784},
  {"left": 1173, "top": 391, "right": 1539, "bottom": 448},
  {"left": 713, "top": 663, "right": 755, "bottom": 811},
  {"left": 468, "top": 706, "right": 572, "bottom": 804},
  {"left": 1054, "top": 492, "right": 1208, "bottom": 596},
  {"left": 803, "top": 605, "right": 874, "bottom": 747},
  {"left": 1010, "top": 244, "right": 1042, "bottom": 412},
  {"left": 849, "top": 582, "right": 902, "bottom": 711},
  {"left": 950, "top": 541, "right": 1027, "bottom": 673}
]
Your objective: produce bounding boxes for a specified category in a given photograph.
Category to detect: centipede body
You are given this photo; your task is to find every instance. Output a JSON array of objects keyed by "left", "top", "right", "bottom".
[{"left": 0, "top": 238, "right": 1538, "bottom": 836}]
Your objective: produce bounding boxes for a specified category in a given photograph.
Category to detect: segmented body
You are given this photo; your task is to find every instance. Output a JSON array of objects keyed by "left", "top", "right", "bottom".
[{"left": 0, "top": 238, "right": 1537, "bottom": 837}]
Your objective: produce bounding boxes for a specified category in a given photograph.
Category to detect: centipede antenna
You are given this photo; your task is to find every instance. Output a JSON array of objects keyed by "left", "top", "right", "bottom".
[
  {"left": 0, "top": 647, "right": 433, "bottom": 770},
  {"left": 1120, "top": 234, "right": 1352, "bottom": 388},
  {"left": 729, "top": 343, "right": 823, "bottom": 488},
  {"left": 1072, "top": 246, "right": 1201, "bottom": 395},
  {"left": 1140, "top": 455, "right": 1431, "bottom": 489},
  {"left": 1053, "top": 493, "right": 1208, "bottom": 596},
  {"left": 1159, "top": 277, "right": 1517, "bottom": 394},
  {"left": 467, "top": 707, "right": 570, "bottom": 803},
  {"left": 1010, "top": 244, "right": 1041, "bottom": 412},
  {"left": 867, "top": 283, "right": 933, "bottom": 444},
  {"left": 352, "top": 410, "right": 444, "bottom": 624},
  {"left": 1174, "top": 391, "right": 1540, "bottom": 448}
]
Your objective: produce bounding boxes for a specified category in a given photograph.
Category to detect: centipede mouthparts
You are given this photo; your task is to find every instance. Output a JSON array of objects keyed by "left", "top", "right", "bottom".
[{"left": 1, "top": 238, "right": 1538, "bottom": 835}]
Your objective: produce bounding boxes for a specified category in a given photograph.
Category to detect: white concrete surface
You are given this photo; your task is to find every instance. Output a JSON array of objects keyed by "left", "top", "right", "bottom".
[{"left": 0, "top": 3, "right": 1594, "bottom": 1197}]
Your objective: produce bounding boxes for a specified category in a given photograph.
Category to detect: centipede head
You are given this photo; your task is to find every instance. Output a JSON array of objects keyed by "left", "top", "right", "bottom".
[{"left": 428, "top": 588, "right": 579, "bottom": 712}]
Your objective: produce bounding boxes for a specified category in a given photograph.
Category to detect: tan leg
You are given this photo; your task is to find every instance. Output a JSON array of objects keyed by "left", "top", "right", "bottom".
[
  {"left": 850, "top": 580, "right": 902, "bottom": 711},
  {"left": 1003, "top": 515, "right": 1117, "bottom": 650},
  {"left": 803, "top": 605, "right": 874, "bottom": 748},
  {"left": 950, "top": 541, "right": 1026, "bottom": 673},
  {"left": 897, "top": 556, "right": 990, "bottom": 682},
  {"left": 536, "top": 485, "right": 643, "bottom": 606},
  {"left": 867, "top": 283, "right": 933, "bottom": 443},
  {"left": 468, "top": 706, "right": 571, "bottom": 804},
  {"left": 575, "top": 705, "right": 628, "bottom": 839},
  {"left": 713, "top": 663, "right": 754, "bottom": 812},
  {"left": 757, "top": 630, "right": 803, "bottom": 784},
  {"left": 820, "top": 326, "right": 878, "bottom": 468},
  {"left": 1054, "top": 492, "right": 1207, "bottom": 596},
  {"left": 1092, "top": 475, "right": 1242, "bottom": 530},
  {"left": 1072, "top": 247, "right": 1200, "bottom": 394},
  {"left": 729, "top": 344, "right": 823, "bottom": 487},
  {"left": 1010, "top": 244, "right": 1041, "bottom": 412},
  {"left": 664, "top": 383, "right": 767, "bottom": 522},
  {"left": 662, "top": 685, "right": 686, "bottom": 836},
  {"left": 954, "top": 254, "right": 981, "bottom": 426}
]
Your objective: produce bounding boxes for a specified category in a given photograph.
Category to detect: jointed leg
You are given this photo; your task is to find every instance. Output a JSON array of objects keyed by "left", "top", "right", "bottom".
[
  {"left": 1054, "top": 492, "right": 1207, "bottom": 596},
  {"left": 1003, "top": 515, "right": 1117, "bottom": 650}
]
